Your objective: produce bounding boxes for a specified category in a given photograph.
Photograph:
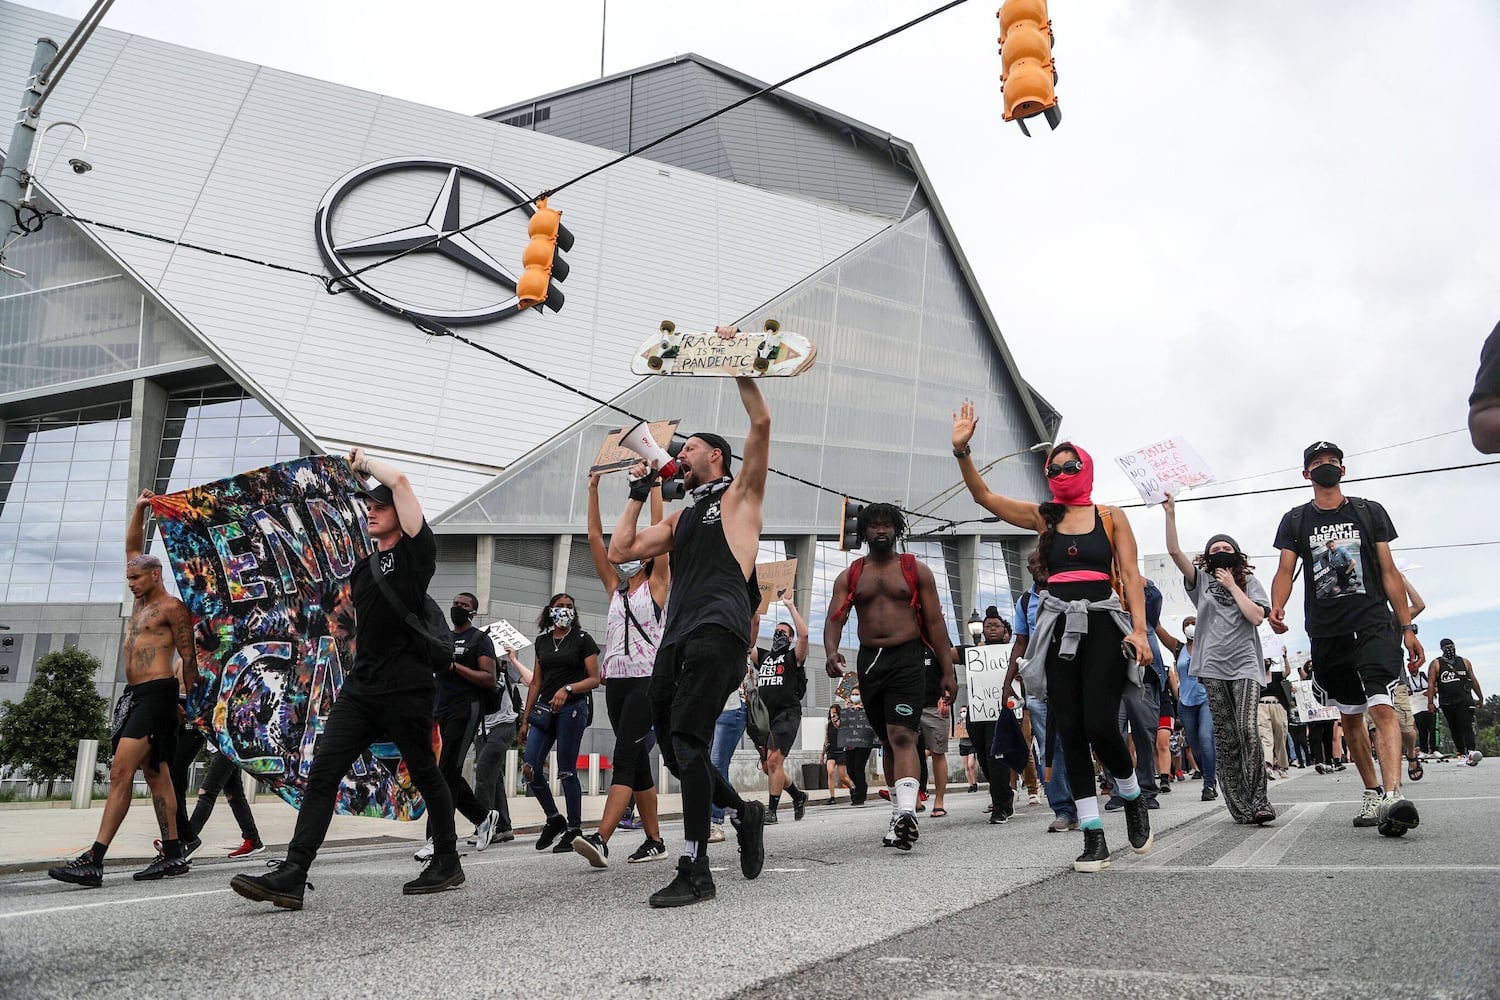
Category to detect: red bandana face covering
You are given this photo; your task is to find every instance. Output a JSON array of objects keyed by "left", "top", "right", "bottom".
[{"left": 1046, "top": 444, "right": 1094, "bottom": 506}]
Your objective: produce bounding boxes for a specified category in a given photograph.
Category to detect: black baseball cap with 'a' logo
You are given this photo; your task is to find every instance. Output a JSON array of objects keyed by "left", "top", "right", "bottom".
[{"left": 1302, "top": 441, "right": 1344, "bottom": 468}]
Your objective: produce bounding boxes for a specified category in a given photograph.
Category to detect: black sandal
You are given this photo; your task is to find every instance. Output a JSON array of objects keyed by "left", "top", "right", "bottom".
[{"left": 1408, "top": 758, "right": 1424, "bottom": 781}]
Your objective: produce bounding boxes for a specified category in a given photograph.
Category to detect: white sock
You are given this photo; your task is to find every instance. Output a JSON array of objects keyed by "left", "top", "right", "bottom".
[
  {"left": 1115, "top": 772, "right": 1141, "bottom": 800},
  {"left": 894, "top": 777, "right": 919, "bottom": 815},
  {"left": 1076, "top": 795, "right": 1102, "bottom": 830},
  {"left": 681, "top": 839, "right": 700, "bottom": 861}
]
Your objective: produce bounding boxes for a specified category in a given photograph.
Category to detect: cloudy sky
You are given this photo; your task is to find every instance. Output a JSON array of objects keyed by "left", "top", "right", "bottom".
[{"left": 22, "top": 0, "right": 1500, "bottom": 690}]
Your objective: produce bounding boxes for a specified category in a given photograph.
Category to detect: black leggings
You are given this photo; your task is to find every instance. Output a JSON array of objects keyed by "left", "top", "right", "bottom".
[
  {"left": 605, "top": 676, "right": 656, "bottom": 791},
  {"left": 427, "top": 702, "right": 486, "bottom": 837},
  {"left": 1044, "top": 613, "right": 1133, "bottom": 802},
  {"left": 169, "top": 725, "right": 205, "bottom": 842},
  {"left": 1442, "top": 704, "right": 1476, "bottom": 755},
  {"left": 1308, "top": 720, "right": 1335, "bottom": 765},
  {"left": 844, "top": 747, "right": 872, "bottom": 804},
  {"left": 1414, "top": 710, "right": 1437, "bottom": 754}
]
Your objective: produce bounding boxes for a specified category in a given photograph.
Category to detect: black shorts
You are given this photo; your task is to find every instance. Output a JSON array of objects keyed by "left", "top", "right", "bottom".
[
  {"left": 1310, "top": 621, "right": 1402, "bottom": 714},
  {"left": 958, "top": 739, "right": 974, "bottom": 756},
  {"left": 767, "top": 707, "right": 801, "bottom": 755},
  {"left": 110, "top": 677, "right": 179, "bottom": 770},
  {"left": 856, "top": 638, "right": 927, "bottom": 747},
  {"left": 650, "top": 625, "right": 745, "bottom": 762}
]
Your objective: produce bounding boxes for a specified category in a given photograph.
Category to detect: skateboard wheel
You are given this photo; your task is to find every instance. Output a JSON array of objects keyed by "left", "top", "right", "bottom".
[
  {"left": 660, "top": 320, "right": 676, "bottom": 333},
  {"left": 763, "top": 319, "right": 780, "bottom": 333},
  {"left": 648, "top": 357, "right": 663, "bottom": 370},
  {"left": 753, "top": 357, "right": 770, "bottom": 373}
]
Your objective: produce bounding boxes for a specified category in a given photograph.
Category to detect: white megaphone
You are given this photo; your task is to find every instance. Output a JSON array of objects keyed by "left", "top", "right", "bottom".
[{"left": 618, "top": 421, "right": 681, "bottom": 479}]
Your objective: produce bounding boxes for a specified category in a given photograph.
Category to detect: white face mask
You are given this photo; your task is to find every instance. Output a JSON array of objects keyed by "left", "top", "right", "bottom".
[
  {"left": 1184, "top": 625, "right": 1196, "bottom": 640},
  {"left": 614, "top": 561, "right": 644, "bottom": 582}
]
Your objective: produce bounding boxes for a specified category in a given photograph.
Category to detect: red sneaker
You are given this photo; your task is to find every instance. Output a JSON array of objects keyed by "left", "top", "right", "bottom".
[
  {"left": 878, "top": 789, "right": 891, "bottom": 801},
  {"left": 228, "top": 839, "right": 265, "bottom": 860}
]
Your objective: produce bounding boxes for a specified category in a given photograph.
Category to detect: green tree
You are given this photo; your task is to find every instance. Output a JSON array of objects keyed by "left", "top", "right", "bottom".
[
  {"left": 1475, "top": 694, "right": 1500, "bottom": 731},
  {"left": 0, "top": 647, "right": 111, "bottom": 797}
]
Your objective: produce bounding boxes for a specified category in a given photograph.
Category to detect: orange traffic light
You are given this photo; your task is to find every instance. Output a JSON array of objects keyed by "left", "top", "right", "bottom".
[
  {"left": 516, "top": 196, "right": 575, "bottom": 311},
  {"left": 998, "top": 0, "right": 1061, "bottom": 136}
]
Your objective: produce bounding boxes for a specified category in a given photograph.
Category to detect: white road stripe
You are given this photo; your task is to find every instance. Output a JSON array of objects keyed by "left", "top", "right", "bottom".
[
  {"left": 1123, "top": 812, "right": 1238, "bottom": 868},
  {"left": 1212, "top": 801, "right": 1326, "bottom": 868},
  {"left": 0, "top": 887, "right": 230, "bottom": 919},
  {"left": 1117, "top": 864, "right": 1500, "bottom": 874}
]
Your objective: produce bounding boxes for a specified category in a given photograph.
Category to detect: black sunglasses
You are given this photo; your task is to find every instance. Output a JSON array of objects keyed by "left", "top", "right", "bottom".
[{"left": 1045, "top": 459, "right": 1084, "bottom": 479}]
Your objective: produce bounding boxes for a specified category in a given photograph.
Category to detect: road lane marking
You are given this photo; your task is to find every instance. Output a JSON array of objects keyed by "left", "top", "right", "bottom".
[
  {"left": 0, "top": 888, "right": 230, "bottom": 919},
  {"left": 1212, "top": 801, "right": 1326, "bottom": 868},
  {"left": 1123, "top": 813, "right": 1238, "bottom": 868},
  {"left": 1116, "top": 864, "right": 1500, "bottom": 873}
]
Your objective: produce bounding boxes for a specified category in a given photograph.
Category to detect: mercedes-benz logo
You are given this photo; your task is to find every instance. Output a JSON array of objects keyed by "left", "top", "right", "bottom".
[{"left": 314, "top": 157, "right": 572, "bottom": 325}]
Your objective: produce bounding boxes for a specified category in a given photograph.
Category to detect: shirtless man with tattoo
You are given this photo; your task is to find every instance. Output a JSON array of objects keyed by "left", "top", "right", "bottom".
[
  {"left": 824, "top": 502, "right": 956, "bottom": 851},
  {"left": 49, "top": 490, "right": 197, "bottom": 888}
]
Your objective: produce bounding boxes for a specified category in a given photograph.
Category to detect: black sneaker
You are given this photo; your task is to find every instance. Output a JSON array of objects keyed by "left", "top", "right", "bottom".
[
  {"left": 133, "top": 854, "right": 191, "bottom": 881},
  {"left": 1073, "top": 828, "right": 1110, "bottom": 872},
  {"left": 791, "top": 788, "right": 808, "bottom": 821},
  {"left": 403, "top": 854, "right": 465, "bottom": 895},
  {"left": 892, "top": 811, "right": 919, "bottom": 850},
  {"left": 552, "top": 830, "right": 581, "bottom": 854},
  {"left": 1157, "top": 774, "right": 1173, "bottom": 794},
  {"left": 48, "top": 852, "right": 103, "bottom": 889},
  {"left": 1123, "top": 795, "right": 1153, "bottom": 854},
  {"left": 1377, "top": 794, "right": 1420, "bottom": 838},
  {"left": 231, "top": 860, "right": 310, "bottom": 910},
  {"left": 534, "top": 815, "right": 568, "bottom": 851},
  {"left": 731, "top": 801, "right": 766, "bottom": 880},
  {"left": 1202, "top": 786, "right": 1219, "bottom": 801},
  {"left": 764, "top": 807, "right": 779, "bottom": 825},
  {"left": 573, "top": 832, "right": 609, "bottom": 869},
  {"left": 648, "top": 856, "right": 716, "bottom": 908},
  {"left": 627, "top": 838, "right": 668, "bottom": 864}
]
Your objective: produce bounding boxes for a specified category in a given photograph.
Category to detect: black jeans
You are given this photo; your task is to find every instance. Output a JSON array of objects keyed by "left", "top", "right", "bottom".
[
  {"left": 651, "top": 626, "right": 748, "bottom": 845},
  {"left": 967, "top": 719, "right": 1013, "bottom": 816},
  {"left": 427, "top": 701, "right": 486, "bottom": 838},
  {"left": 287, "top": 683, "right": 455, "bottom": 870},
  {"left": 1442, "top": 704, "right": 1476, "bottom": 755},
  {"left": 844, "top": 746, "right": 872, "bottom": 804},
  {"left": 1414, "top": 710, "right": 1437, "bottom": 754},
  {"left": 189, "top": 750, "right": 260, "bottom": 841},
  {"left": 169, "top": 724, "right": 204, "bottom": 842},
  {"left": 474, "top": 721, "right": 515, "bottom": 830},
  {"left": 1308, "top": 720, "right": 1335, "bottom": 764}
]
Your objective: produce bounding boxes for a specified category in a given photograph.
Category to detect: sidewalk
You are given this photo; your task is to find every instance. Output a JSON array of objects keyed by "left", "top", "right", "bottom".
[{"left": 0, "top": 790, "right": 687, "bottom": 874}]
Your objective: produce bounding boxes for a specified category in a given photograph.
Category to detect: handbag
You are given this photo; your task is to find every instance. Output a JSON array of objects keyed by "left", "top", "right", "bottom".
[{"left": 526, "top": 702, "right": 556, "bottom": 733}]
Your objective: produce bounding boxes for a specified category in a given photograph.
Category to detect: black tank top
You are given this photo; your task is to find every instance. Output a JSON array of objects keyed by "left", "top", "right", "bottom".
[
  {"left": 660, "top": 485, "right": 758, "bottom": 648},
  {"left": 1436, "top": 657, "right": 1473, "bottom": 703},
  {"left": 1047, "top": 507, "right": 1112, "bottom": 577}
]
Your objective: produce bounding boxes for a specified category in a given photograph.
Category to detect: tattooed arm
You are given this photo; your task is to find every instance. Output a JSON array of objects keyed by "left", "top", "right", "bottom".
[{"left": 169, "top": 601, "right": 198, "bottom": 696}]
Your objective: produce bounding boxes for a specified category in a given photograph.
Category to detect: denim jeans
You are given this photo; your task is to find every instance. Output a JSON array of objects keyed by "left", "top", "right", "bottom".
[
  {"left": 1178, "top": 699, "right": 1217, "bottom": 789},
  {"left": 524, "top": 699, "right": 589, "bottom": 830},
  {"left": 1115, "top": 676, "right": 1161, "bottom": 801},
  {"left": 710, "top": 703, "right": 746, "bottom": 824},
  {"left": 1026, "top": 695, "right": 1075, "bottom": 820}
]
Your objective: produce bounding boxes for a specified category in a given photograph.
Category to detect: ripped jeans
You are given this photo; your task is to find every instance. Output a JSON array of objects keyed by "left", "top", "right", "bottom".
[{"left": 523, "top": 699, "right": 589, "bottom": 831}]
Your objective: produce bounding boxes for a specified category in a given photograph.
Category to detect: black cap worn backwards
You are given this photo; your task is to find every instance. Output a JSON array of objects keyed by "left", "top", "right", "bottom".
[
  {"left": 354, "top": 483, "right": 395, "bottom": 505},
  {"left": 689, "top": 432, "right": 734, "bottom": 475},
  {"left": 1302, "top": 441, "right": 1344, "bottom": 468}
]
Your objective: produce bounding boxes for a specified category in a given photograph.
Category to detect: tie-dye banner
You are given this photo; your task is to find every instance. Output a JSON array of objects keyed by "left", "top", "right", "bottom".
[{"left": 150, "top": 456, "right": 429, "bottom": 821}]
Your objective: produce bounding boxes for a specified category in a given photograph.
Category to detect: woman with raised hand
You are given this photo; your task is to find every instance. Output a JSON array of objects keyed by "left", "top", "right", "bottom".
[
  {"left": 952, "top": 402, "right": 1154, "bottom": 871},
  {"left": 572, "top": 472, "right": 672, "bottom": 869},
  {"left": 1162, "top": 495, "right": 1275, "bottom": 824},
  {"left": 519, "top": 593, "right": 601, "bottom": 855}
]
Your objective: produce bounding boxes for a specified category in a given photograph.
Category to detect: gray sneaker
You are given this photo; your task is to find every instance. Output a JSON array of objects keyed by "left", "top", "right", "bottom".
[
  {"left": 1353, "top": 789, "right": 1382, "bottom": 828},
  {"left": 475, "top": 810, "right": 499, "bottom": 852},
  {"left": 1376, "top": 793, "right": 1420, "bottom": 838}
]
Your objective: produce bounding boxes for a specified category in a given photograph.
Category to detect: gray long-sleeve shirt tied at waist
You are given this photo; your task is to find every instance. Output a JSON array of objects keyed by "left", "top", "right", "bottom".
[{"left": 1018, "top": 591, "right": 1144, "bottom": 700}]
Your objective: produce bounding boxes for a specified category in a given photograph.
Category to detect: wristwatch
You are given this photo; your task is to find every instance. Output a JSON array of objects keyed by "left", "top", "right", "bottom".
[
  {"left": 564, "top": 684, "right": 574, "bottom": 695},
  {"left": 953, "top": 446, "right": 971, "bottom": 459},
  {"left": 1399, "top": 623, "right": 1418, "bottom": 634}
]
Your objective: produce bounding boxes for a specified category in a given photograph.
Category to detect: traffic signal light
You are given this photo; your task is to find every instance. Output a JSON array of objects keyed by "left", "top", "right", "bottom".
[
  {"left": 998, "top": 0, "right": 1061, "bottom": 136},
  {"left": 840, "top": 498, "right": 865, "bottom": 551},
  {"left": 516, "top": 196, "right": 575, "bottom": 311}
]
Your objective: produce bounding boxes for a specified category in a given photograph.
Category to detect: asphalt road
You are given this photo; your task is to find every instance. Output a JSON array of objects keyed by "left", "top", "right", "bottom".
[{"left": 2, "top": 762, "right": 1496, "bottom": 1000}]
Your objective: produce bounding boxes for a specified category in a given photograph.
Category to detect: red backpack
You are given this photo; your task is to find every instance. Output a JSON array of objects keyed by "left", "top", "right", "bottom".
[{"left": 833, "top": 553, "right": 934, "bottom": 651}]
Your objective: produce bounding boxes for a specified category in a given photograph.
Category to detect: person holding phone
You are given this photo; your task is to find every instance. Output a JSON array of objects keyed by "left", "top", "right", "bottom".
[{"left": 952, "top": 404, "right": 1154, "bottom": 872}]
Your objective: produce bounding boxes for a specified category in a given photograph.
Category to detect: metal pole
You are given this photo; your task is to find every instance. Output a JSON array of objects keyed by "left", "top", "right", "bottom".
[
  {"left": 71, "top": 738, "right": 99, "bottom": 809},
  {"left": 599, "top": 0, "right": 607, "bottom": 78},
  {"left": 0, "top": 38, "right": 59, "bottom": 240},
  {"left": 30, "top": 0, "right": 118, "bottom": 120}
]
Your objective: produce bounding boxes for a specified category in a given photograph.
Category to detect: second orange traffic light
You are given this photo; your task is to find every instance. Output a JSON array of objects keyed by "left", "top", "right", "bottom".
[{"left": 998, "top": 0, "right": 1061, "bottom": 137}]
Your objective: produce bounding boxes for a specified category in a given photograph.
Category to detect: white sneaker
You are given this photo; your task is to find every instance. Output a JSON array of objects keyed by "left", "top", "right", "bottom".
[
  {"left": 707, "top": 823, "right": 726, "bottom": 844},
  {"left": 413, "top": 838, "right": 434, "bottom": 861},
  {"left": 475, "top": 809, "right": 499, "bottom": 852},
  {"left": 1352, "top": 789, "right": 1382, "bottom": 828},
  {"left": 1028, "top": 793, "right": 1042, "bottom": 806}
]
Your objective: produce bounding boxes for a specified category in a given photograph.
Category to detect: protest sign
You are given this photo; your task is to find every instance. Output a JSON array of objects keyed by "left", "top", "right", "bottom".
[
  {"left": 756, "top": 558, "right": 799, "bottom": 613},
  {"left": 483, "top": 619, "right": 532, "bottom": 652},
  {"left": 1288, "top": 678, "right": 1338, "bottom": 724},
  {"left": 964, "top": 644, "right": 1012, "bottom": 722},
  {"left": 1143, "top": 554, "right": 1194, "bottom": 620},
  {"left": 150, "top": 456, "right": 429, "bottom": 821},
  {"left": 1115, "top": 437, "right": 1214, "bottom": 506},
  {"left": 590, "top": 419, "right": 680, "bottom": 475}
]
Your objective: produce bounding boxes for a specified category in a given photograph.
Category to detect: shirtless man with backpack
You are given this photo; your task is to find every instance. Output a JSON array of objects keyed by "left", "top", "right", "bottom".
[{"left": 824, "top": 503, "right": 956, "bottom": 850}]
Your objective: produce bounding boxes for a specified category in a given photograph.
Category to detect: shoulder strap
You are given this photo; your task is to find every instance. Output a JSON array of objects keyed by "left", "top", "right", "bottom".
[
  {"left": 1020, "top": 590, "right": 1033, "bottom": 620},
  {"left": 899, "top": 553, "right": 934, "bottom": 650},
  {"left": 369, "top": 552, "right": 443, "bottom": 650},
  {"left": 617, "top": 583, "right": 648, "bottom": 656},
  {"left": 833, "top": 557, "right": 866, "bottom": 621},
  {"left": 1096, "top": 505, "right": 1123, "bottom": 601}
]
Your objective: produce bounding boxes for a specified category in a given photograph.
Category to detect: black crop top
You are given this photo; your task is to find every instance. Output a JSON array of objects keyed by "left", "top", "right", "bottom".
[{"left": 1047, "top": 507, "right": 1113, "bottom": 579}]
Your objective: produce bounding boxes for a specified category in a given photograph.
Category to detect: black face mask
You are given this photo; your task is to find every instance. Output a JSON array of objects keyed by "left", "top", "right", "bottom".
[
  {"left": 1205, "top": 550, "right": 1239, "bottom": 572},
  {"left": 771, "top": 634, "right": 791, "bottom": 655},
  {"left": 1309, "top": 464, "right": 1342, "bottom": 488},
  {"left": 449, "top": 606, "right": 473, "bottom": 628}
]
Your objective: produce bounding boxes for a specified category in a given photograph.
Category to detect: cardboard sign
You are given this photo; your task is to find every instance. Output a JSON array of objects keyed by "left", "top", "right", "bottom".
[
  {"left": 964, "top": 643, "right": 1011, "bottom": 722},
  {"left": 589, "top": 418, "right": 680, "bottom": 475},
  {"left": 483, "top": 619, "right": 532, "bottom": 652},
  {"left": 1289, "top": 677, "right": 1338, "bottom": 724},
  {"left": 756, "top": 558, "right": 799, "bottom": 614},
  {"left": 1143, "top": 554, "right": 1195, "bottom": 621},
  {"left": 1115, "top": 437, "right": 1214, "bottom": 506}
]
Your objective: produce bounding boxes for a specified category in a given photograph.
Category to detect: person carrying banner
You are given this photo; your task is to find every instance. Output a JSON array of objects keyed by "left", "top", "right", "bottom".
[
  {"left": 231, "top": 450, "right": 463, "bottom": 909},
  {"left": 824, "top": 502, "right": 957, "bottom": 851},
  {"left": 1161, "top": 499, "right": 1273, "bottom": 824},
  {"left": 1270, "top": 441, "right": 1424, "bottom": 837},
  {"left": 49, "top": 491, "right": 199, "bottom": 889},
  {"left": 573, "top": 472, "right": 671, "bottom": 869},
  {"left": 608, "top": 360, "right": 770, "bottom": 908},
  {"left": 953, "top": 405, "right": 1154, "bottom": 873}
]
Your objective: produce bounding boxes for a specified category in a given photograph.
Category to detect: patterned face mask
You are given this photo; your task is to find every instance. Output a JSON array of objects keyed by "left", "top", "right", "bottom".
[{"left": 550, "top": 606, "right": 575, "bottom": 628}]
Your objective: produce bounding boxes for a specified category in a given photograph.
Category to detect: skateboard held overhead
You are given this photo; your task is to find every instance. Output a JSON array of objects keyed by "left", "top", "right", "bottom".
[{"left": 631, "top": 320, "right": 816, "bottom": 377}]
